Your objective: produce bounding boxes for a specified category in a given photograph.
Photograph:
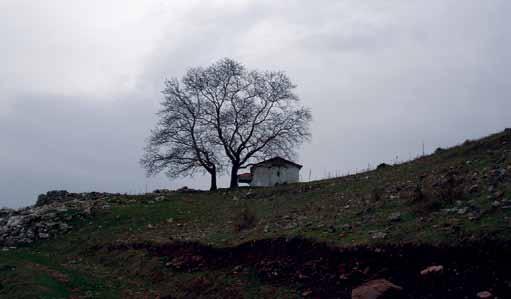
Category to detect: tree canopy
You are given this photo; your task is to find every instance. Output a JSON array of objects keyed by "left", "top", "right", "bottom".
[{"left": 141, "top": 58, "right": 311, "bottom": 189}]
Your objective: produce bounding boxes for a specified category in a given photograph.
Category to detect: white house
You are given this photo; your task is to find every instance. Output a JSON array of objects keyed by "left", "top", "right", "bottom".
[{"left": 238, "top": 157, "right": 302, "bottom": 187}]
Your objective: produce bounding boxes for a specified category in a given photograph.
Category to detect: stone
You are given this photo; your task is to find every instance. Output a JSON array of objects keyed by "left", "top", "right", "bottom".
[
  {"left": 377, "top": 163, "right": 390, "bottom": 170},
  {"left": 0, "top": 191, "right": 122, "bottom": 247},
  {"left": 6, "top": 216, "right": 23, "bottom": 227},
  {"left": 468, "top": 184, "right": 480, "bottom": 193},
  {"left": 494, "top": 191, "right": 505, "bottom": 199},
  {"left": 351, "top": 279, "right": 403, "bottom": 299},
  {"left": 301, "top": 290, "right": 313, "bottom": 297},
  {"left": 38, "top": 232, "right": 49, "bottom": 239},
  {"left": 387, "top": 212, "right": 401, "bottom": 222},
  {"left": 457, "top": 207, "right": 468, "bottom": 215},
  {"left": 420, "top": 265, "right": 444, "bottom": 276},
  {"left": 476, "top": 291, "right": 493, "bottom": 299},
  {"left": 342, "top": 224, "right": 353, "bottom": 230},
  {"left": 371, "top": 232, "right": 387, "bottom": 240},
  {"left": 35, "top": 190, "right": 70, "bottom": 207}
]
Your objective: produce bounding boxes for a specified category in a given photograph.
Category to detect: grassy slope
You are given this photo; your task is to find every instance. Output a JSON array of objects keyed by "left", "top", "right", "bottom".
[{"left": 1, "top": 130, "right": 510, "bottom": 298}]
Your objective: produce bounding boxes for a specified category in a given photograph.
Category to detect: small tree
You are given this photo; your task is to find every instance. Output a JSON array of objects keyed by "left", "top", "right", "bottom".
[
  {"left": 141, "top": 78, "right": 223, "bottom": 191},
  {"left": 182, "top": 58, "right": 312, "bottom": 188}
]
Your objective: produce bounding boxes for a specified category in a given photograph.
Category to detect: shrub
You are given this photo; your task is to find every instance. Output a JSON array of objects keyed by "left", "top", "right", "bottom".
[
  {"left": 370, "top": 188, "right": 382, "bottom": 202},
  {"left": 411, "top": 184, "right": 443, "bottom": 214},
  {"left": 233, "top": 205, "right": 257, "bottom": 232}
]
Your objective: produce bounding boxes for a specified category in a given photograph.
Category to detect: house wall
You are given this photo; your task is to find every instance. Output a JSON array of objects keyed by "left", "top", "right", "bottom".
[{"left": 251, "top": 165, "right": 300, "bottom": 187}]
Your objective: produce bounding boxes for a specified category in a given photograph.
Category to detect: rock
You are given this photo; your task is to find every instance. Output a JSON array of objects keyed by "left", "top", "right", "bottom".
[
  {"left": 492, "top": 201, "right": 501, "bottom": 208},
  {"left": 153, "top": 189, "right": 171, "bottom": 194},
  {"left": 457, "top": 207, "right": 468, "bottom": 215},
  {"left": 420, "top": 265, "right": 444, "bottom": 276},
  {"left": 38, "top": 232, "right": 49, "bottom": 239},
  {"left": 387, "top": 212, "right": 401, "bottom": 222},
  {"left": 0, "top": 191, "right": 121, "bottom": 247},
  {"left": 476, "top": 291, "right": 493, "bottom": 299},
  {"left": 176, "top": 186, "right": 201, "bottom": 193},
  {"left": 0, "top": 208, "right": 14, "bottom": 218},
  {"left": 35, "top": 190, "right": 70, "bottom": 207},
  {"left": 494, "top": 191, "right": 505, "bottom": 199},
  {"left": 342, "top": 224, "right": 353, "bottom": 231},
  {"left": 377, "top": 163, "right": 390, "bottom": 170},
  {"left": 301, "top": 290, "right": 313, "bottom": 297},
  {"left": 6, "top": 216, "right": 23, "bottom": 227},
  {"left": 371, "top": 232, "right": 387, "bottom": 240},
  {"left": 468, "top": 184, "right": 480, "bottom": 193},
  {"left": 351, "top": 279, "right": 403, "bottom": 299}
]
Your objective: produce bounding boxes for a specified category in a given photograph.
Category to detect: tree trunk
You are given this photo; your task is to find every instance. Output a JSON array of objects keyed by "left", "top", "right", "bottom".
[
  {"left": 229, "top": 164, "right": 239, "bottom": 189},
  {"left": 209, "top": 170, "right": 218, "bottom": 191}
]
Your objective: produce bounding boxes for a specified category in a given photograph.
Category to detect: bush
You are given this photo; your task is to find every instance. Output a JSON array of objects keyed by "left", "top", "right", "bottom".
[
  {"left": 371, "top": 188, "right": 382, "bottom": 202},
  {"left": 233, "top": 205, "right": 257, "bottom": 232},
  {"left": 411, "top": 184, "right": 443, "bottom": 214}
]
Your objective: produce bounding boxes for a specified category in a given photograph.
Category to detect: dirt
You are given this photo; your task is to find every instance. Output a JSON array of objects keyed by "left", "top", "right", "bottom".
[{"left": 100, "top": 237, "right": 511, "bottom": 298}]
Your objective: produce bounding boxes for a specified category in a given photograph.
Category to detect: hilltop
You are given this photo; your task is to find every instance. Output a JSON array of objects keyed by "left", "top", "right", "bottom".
[{"left": 1, "top": 129, "right": 510, "bottom": 298}]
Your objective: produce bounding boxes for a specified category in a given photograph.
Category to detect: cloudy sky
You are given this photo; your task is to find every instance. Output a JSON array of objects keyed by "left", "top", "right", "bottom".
[{"left": 1, "top": 0, "right": 510, "bottom": 208}]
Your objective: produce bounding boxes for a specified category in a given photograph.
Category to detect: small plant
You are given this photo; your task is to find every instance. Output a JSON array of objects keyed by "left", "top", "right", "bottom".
[
  {"left": 434, "top": 147, "right": 445, "bottom": 154},
  {"left": 412, "top": 183, "right": 425, "bottom": 202},
  {"left": 370, "top": 188, "right": 382, "bottom": 202},
  {"left": 437, "top": 173, "right": 464, "bottom": 203},
  {"left": 233, "top": 205, "right": 257, "bottom": 232},
  {"left": 411, "top": 184, "right": 443, "bottom": 214}
]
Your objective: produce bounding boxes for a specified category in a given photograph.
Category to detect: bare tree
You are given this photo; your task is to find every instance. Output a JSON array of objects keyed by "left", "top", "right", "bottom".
[
  {"left": 141, "top": 78, "right": 223, "bottom": 191},
  {"left": 183, "top": 58, "right": 312, "bottom": 188}
]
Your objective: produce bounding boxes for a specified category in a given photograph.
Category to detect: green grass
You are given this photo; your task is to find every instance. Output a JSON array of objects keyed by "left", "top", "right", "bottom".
[{"left": 0, "top": 249, "right": 120, "bottom": 299}]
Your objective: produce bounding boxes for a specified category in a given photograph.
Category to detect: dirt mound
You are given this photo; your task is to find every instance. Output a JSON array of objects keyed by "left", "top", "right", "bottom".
[{"left": 101, "top": 238, "right": 511, "bottom": 298}]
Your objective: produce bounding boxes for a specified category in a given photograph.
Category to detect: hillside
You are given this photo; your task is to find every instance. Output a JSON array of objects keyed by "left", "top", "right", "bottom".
[{"left": 1, "top": 129, "right": 511, "bottom": 298}]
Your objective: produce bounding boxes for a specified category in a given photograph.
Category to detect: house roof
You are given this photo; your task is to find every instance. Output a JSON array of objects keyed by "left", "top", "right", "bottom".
[{"left": 252, "top": 156, "right": 303, "bottom": 169}]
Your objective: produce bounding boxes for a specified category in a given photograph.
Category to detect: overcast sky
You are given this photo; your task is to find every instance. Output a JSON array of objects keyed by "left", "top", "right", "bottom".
[{"left": 1, "top": 0, "right": 510, "bottom": 208}]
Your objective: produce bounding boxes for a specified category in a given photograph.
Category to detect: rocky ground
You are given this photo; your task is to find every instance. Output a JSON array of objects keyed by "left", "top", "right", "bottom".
[{"left": 0, "top": 191, "right": 120, "bottom": 247}]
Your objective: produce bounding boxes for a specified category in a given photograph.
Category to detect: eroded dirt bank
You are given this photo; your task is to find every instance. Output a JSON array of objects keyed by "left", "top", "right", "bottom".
[{"left": 97, "top": 237, "right": 511, "bottom": 298}]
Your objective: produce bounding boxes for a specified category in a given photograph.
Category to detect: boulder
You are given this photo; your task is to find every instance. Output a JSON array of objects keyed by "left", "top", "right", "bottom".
[
  {"left": 35, "top": 190, "right": 69, "bottom": 207},
  {"left": 387, "top": 212, "right": 401, "bottom": 222},
  {"left": 420, "top": 265, "right": 444, "bottom": 276},
  {"left": 477, "top": 291, "right": 493, "bottom": 299},
  {"left": 377, "top": 163, "right": 390, "bottom": 170},
  {"left": 468, "top": 184, "right": 480, "bottom": 194},
  {"left": 371, "top": 232, "right": 387, "bottom": 240},
  {"left": 0, "top": 191, "right": 120, "bottom": 247},
  {"left": 352, "top": 279, "right": 403, "bottom": 299}
]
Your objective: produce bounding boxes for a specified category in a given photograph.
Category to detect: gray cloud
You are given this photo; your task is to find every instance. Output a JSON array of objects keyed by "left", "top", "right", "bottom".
[{"left": 1, "top": 0, "right": 510, "bottom": 207}]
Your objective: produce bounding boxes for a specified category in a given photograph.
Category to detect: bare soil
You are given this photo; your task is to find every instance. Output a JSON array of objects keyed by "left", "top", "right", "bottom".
[{"left": 101, "top": 237, "right": 511, "bottom": 298}]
